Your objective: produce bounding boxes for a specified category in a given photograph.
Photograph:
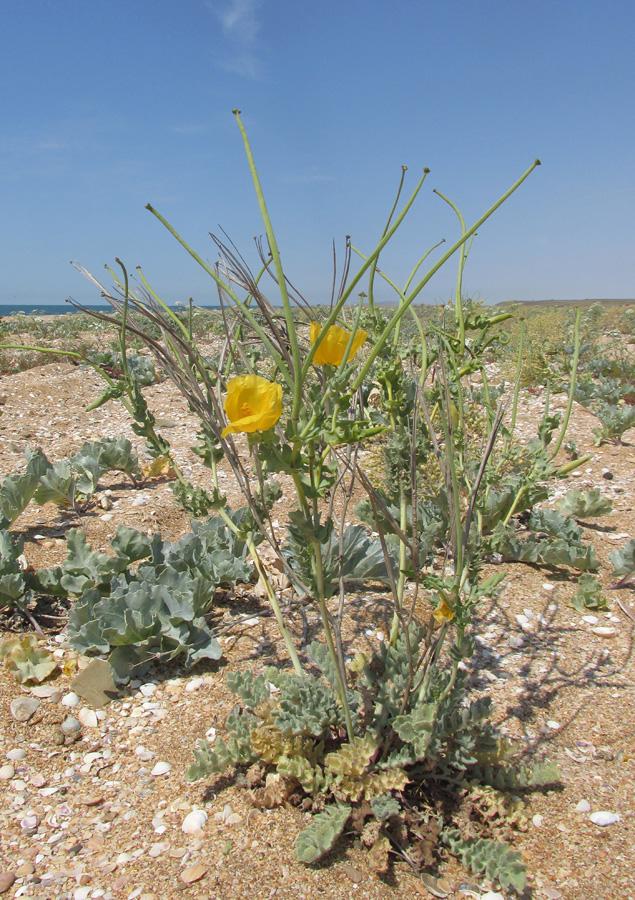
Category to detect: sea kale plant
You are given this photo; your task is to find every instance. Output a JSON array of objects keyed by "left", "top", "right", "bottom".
[{"left": 75, "top": 111, "right": 573, "bottom": 891}]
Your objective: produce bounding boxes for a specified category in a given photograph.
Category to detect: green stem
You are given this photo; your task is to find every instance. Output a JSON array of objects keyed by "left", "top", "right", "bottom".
[
  {"left": 550, "top": 306, "right": 581, "bottom": 460},
  {"left": 352, "top": 159, "right": 541, "bottom": 392}
]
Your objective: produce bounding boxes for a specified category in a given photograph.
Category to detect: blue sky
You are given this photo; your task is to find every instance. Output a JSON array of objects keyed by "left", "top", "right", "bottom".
[{"left": 1, "top": 0, "right": 633, "bottom": 308}]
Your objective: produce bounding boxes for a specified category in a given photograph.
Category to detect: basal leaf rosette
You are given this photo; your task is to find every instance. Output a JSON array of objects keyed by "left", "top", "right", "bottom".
[
  {"left": 221, "top": 374, "right": 283, "bottom": 438},
  {"left": 310, "top": 322, "right": 367, "bottom": 367}
]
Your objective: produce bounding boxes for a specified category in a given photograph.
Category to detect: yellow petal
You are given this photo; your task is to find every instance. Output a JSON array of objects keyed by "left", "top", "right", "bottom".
[
  {"left": 433, "top": 597, "right": 455, "bottom": 624},
  {"left": 222, "top": 374, "right": 282, "bottom": 438},
  {"left": 310, "top": 322, "right": 367, "bottom": 366}
]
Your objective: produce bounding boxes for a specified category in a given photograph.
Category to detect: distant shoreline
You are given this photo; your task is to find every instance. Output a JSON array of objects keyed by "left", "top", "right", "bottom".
[
  {"left": 0, "top": 303, "right": 222, "bottom": 318},
  {"left": 1, "top": 298, "right": 633, "bottom": 319}
]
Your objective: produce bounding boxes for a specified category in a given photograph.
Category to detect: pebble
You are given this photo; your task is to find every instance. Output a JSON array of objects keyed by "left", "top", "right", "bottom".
[
  {"left": 139, "top": 683, "right": 157, "bottom": 697},
  {"left": 10, "top": 697, "right": 40, "bottom": 722},
  {"left": 542, "top": 583, "right": 556, "bottom": 592},
  {"left": 6, "top": 748, "right": 26, "bottom": 761},
  {"left": 481, "top": 894, "right": 505, "bottom": 900},
  {"left": 546, "top": 720, "right": 561, "bottom": 730},
  {"left": 508, "top": 635, "right": 525, "bottom": 649},
  {"left": 0, "top": 873, "right": 16, "bottom": 894},
  {"left": 0, "top": 765, "right": 15, "bottom": 781},
  {"left": 185, "top": 679, "right": 203, "bottom": 693},
  {"left": 532, "top": 814, "right": 544, "bottom": 827},
  {"left": 182, "top": 810, "right": 207, "bottom": 834},
  {"left": 592, "top": 627, "right": 616, "bottom": 637},
  {"left": 77, "top": 708, "right": 99, "bottom": 728},
  {"left": 150, "top": 761, "right": 171, "bottom": 776},
  {"left": 62, "top": 692, "right": 81, "bottom": 707},
  {"left": 180, "top": 862, "right": 207, "bottom": 884},
  {"left": 575, "top": 799, "right": 591, "bottom": 813},
  {"left": 134, "top": 746, "right": 155, "bottom": 761},
  {"left": 590, "top": 811, "right": 619, "bottom": 826},
  {"left": 61, "top": 716, "right": 82, "bottom": 736}
]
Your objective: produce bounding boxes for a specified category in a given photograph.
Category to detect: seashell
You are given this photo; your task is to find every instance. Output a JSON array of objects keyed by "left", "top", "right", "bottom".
[
  {"left": 590, "top": 811, "right": 619, "bottom": 826},
  {"left": 182, "top": 809, "right": 208, "bottom": 834}
]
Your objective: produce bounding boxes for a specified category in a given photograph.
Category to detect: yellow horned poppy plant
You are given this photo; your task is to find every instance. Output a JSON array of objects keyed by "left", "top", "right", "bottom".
[
  {"left": 310, "top": 322, "right": 367, "bottom": 366},
  {"left": 221, "top": 374, "right": 282, "bottom": 438}
]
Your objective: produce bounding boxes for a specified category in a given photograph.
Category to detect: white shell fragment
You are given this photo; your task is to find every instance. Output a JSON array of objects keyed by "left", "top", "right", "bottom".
[
  {"left": 590, "top": 811, "right": 619, "bottom": 826},
  {"left": 150, "top": 761, "right": 171, "bottom": 776},
  {"left": 62, "top": 691, "right": 81, "bottom": 707},
  {"left": 182, "top": 809, "right": 208, "bottom": 834}
]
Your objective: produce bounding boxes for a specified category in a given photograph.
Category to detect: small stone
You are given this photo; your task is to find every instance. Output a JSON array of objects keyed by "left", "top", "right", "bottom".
[
  {"left": 15, "top": 861, "right": 35, "bottom": 876},
  {"left": 77, "top": 708, "right": 99, "bottom": 729},
  {"left": 30, "top": 684, "right": 60, "bottom": 698},
  {"left": 590, "top": 811, "right": 619, "bottom": 826},
  {"left": 546, "top": 720, "right": 560, "bottom": 730},
  {"left": 481, "top": 894, "right": 505, "bottom": 900},
  {"left": 0, "top": 765, "right": 15, "bottom": 781},
  {"left": 61, "top": 716, "right": 82, "bottom": 736},
  {"left": 10, "top": 697, "right": 40, "bottom": 722},
  {"left": 0, "top": 873, "right": 16, "bottom": 894},
  {"left": 62, "top": 691, "right": 81, "bottom": 707},
  {"left": 185, "top": 679, "right": 203, "bottom": 693},
  {"left": 6, "top": 748, "right": 26, "bottom": 761},
  {"left": 592, "top": 627, "right": 616, "bottom": 637},
  {"left": 180, "top": 863, "right": 207, "bottom": 884},
  {"left": 532, "top": 814, "right": 544, "bottom": 827},
  {"left": 507, "top": 635, "right": 525, "bottom": 649},
  {"left": 543, "top": 890, "right": 562, "bottom": 900},
  {"left": 71, "top": 658, "right": 118, "bottom": 707},
  {"left": 341, "top": 863, "right": 363, "bottom": 884},
  {"left": 20, "top": 814, "right": 39, "bottom": 833},
  {"left": 139, "top": 682, "right": 157, "bottom": 697},
  {"left": 134, "top": 746, "right": 155, "bottom": 761},
  {"left": 150, "top": 761, "right": 171, "bottom": 776},
  {"left": 542, "top": 583, "right": 556, "bottom": 592},
  {"left": 225, "top": 812, "right": 243, "bottom": 826},
  {"left": 182, "top": 810, "right": 207, "bottom": 834},
  {"left": 575, "top": 799, "right": 591, "bottom": 813}
]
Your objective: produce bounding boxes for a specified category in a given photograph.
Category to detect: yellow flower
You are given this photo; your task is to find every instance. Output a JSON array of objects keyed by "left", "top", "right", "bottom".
[
  {"left": 221, "top": 374, "right": 282, "bottom": 438},
  {"left": 310, "top": 322, "right": 367, "bottom": 367},
  {"left": 433, "top": 596, "right": 455, "bottom": 625}
]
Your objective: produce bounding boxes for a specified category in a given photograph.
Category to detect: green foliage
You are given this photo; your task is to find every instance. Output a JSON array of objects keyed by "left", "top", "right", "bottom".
[
  {"left": 591, "top": 402, "right": 635, "bottom": 445},
  {"left": 556, "top": 487, "right": 613, "bottom": 519},
  {"left": 0, "top": 528, "right": 29, "bottom": 610},
  {"left": 470, "top": 759, "right": 560, "bottom": 791},
  {"left": 295, "top": 804, "right": 351, "bottom": 864},
  {"left": 442, "top": 829, "right": 526, "bottom": 893},
  {"left": 0, "top": 634, "right": 58, "bottom": 684},
  {"left": 570, "top": 574, "right": 608, "bottom": 612},
  {"left": 283, "top": 520, "right": 393, "bottom": 599},
  {"left": 67, "top": 565, "right": 222, "bottom": 683},
  {"left": 186, "top": 708, "right": 257, "bottom": 781},
  {"left": 489, "top": 521, "right": 599, "bottom": 571},
  {"left": 608, "top": 538, "right": 635, "bottom": 582},
  {"left": 225, "top": 669, "right": 271, "bottom": 707}
]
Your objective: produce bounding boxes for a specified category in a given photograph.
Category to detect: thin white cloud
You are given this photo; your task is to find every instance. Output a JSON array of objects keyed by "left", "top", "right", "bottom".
[
  {"left": 207, "top": 0, "right": 264, "bottom": 79},
  {"left": 217, "top": 0, "right": 262, "bottom": 41}
]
